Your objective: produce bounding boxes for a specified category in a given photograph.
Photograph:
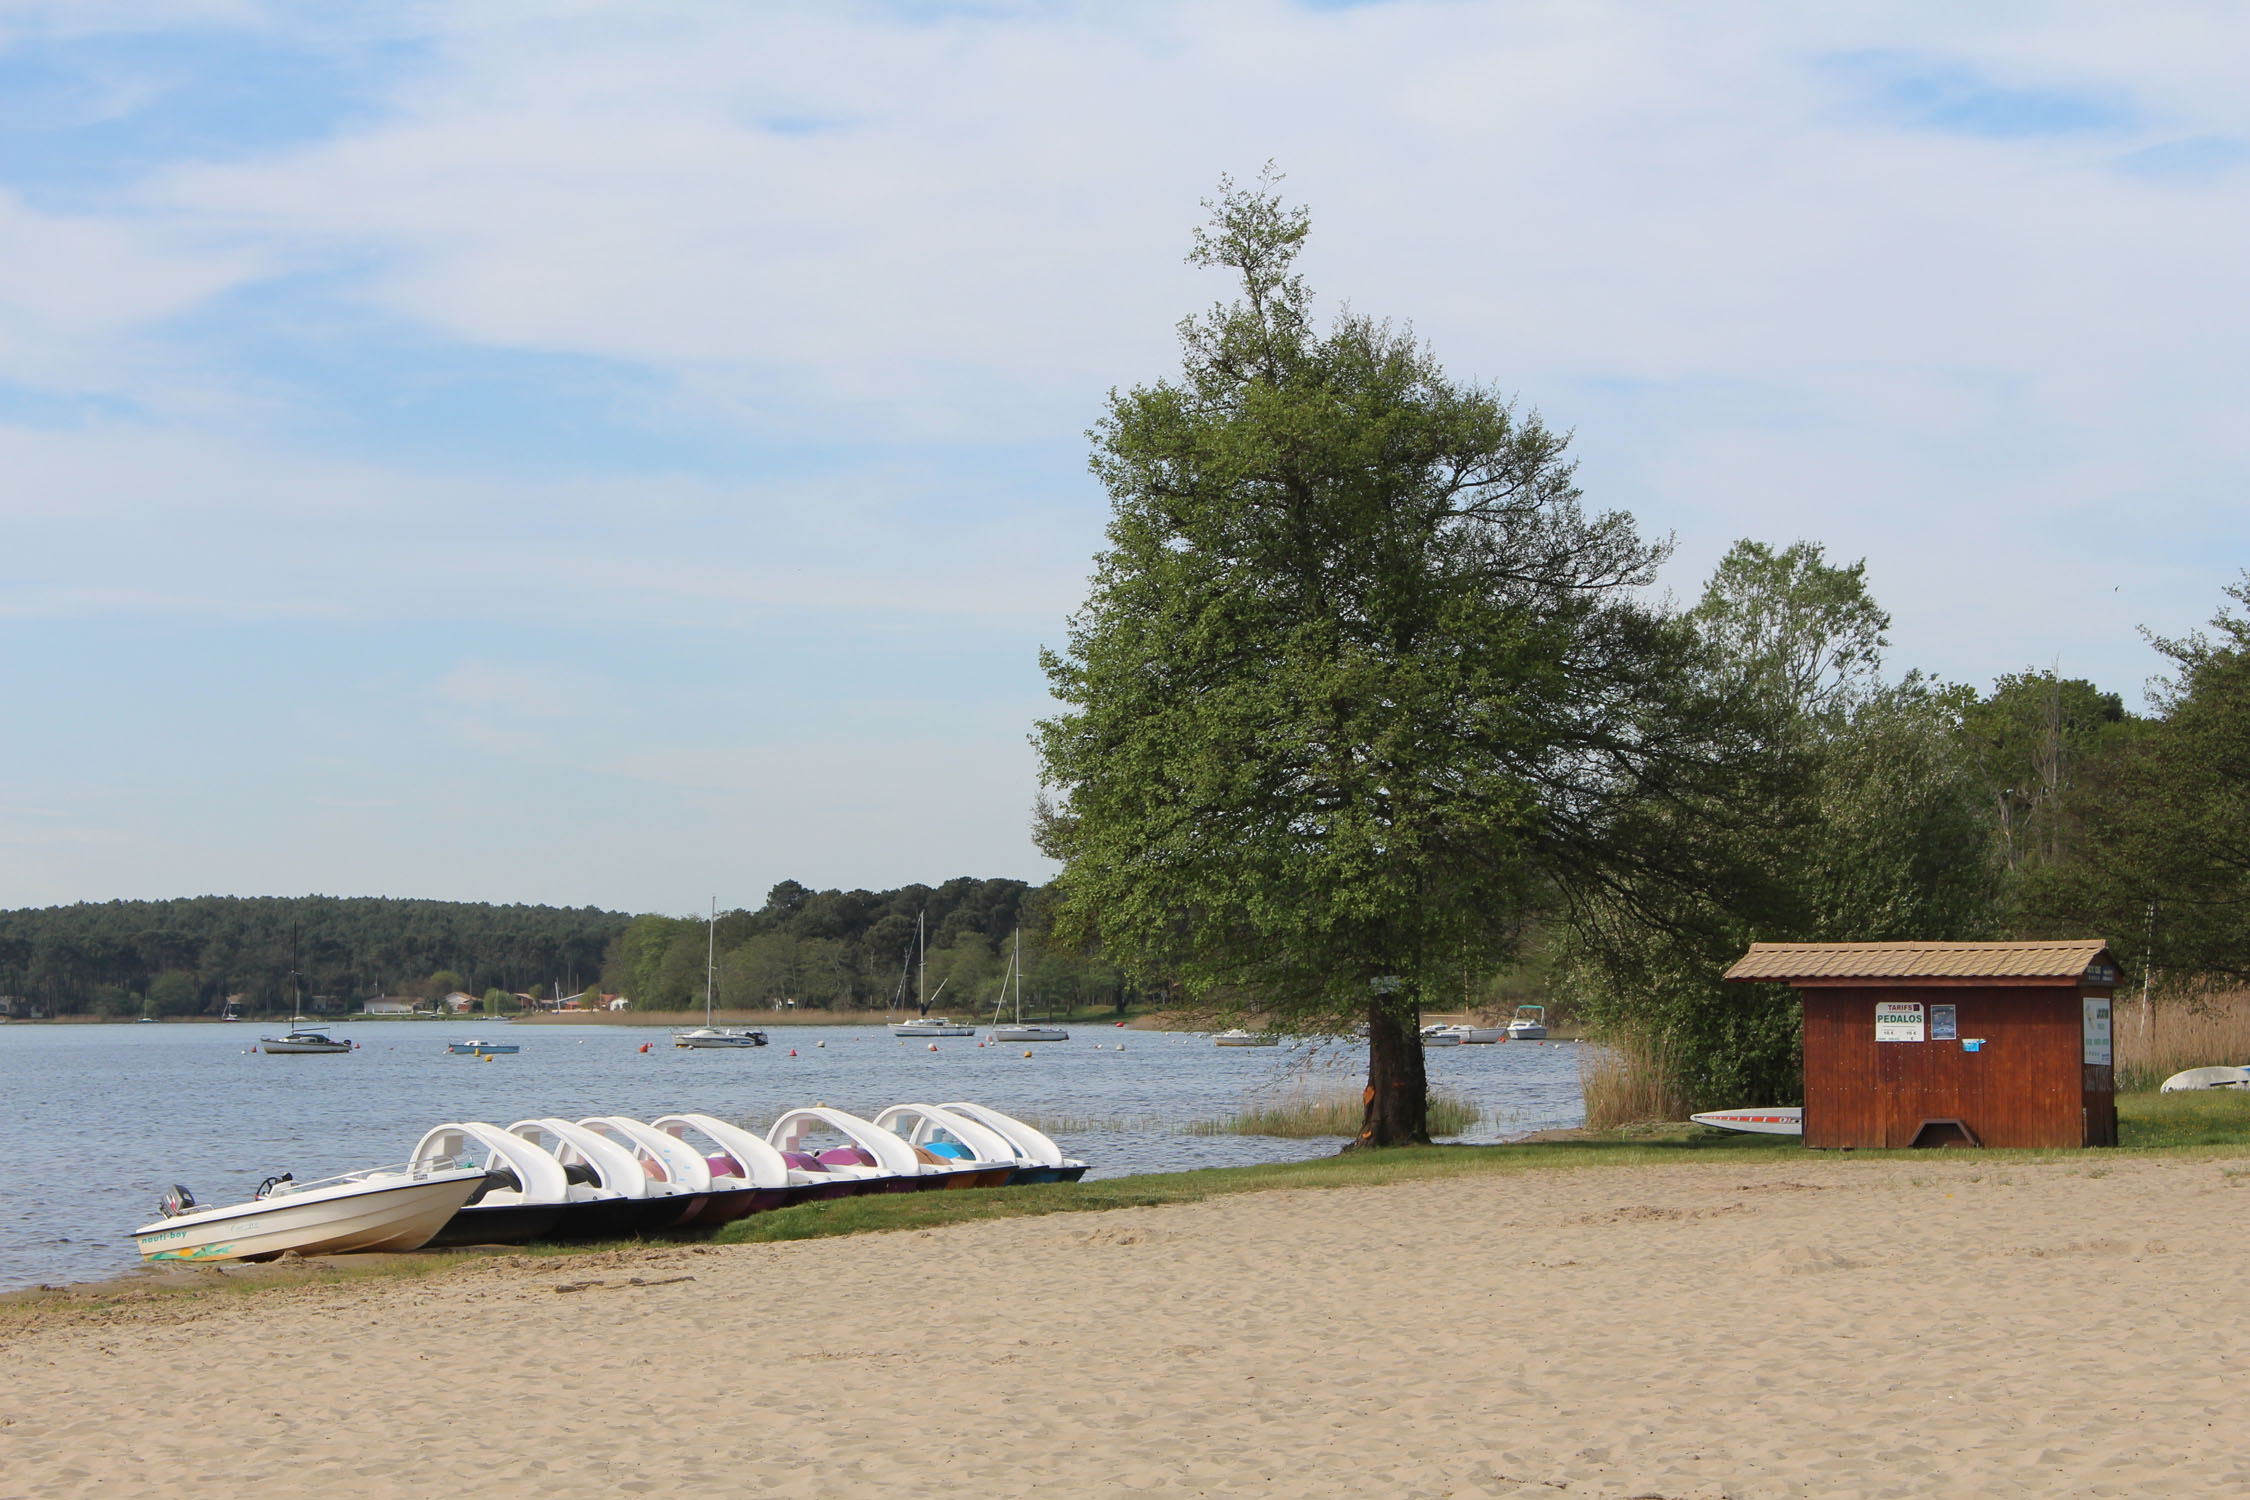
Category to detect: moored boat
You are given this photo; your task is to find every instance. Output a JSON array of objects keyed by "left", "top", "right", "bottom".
[
  {"left": 448, "top": 1038, "right": 520, "bottom": 1055},
  {"left": 1505, "top": 1005, "right": 1548, "bottom": 1041},
  {"left": 893, "top": 1017, "right": 974, "bottom": 1038},
  {"left": 133, "top": 1162, "right": 484, "bottom": 1263},
  {"left": 1419, "top": 1025, "right": 1463, "bottom": 1047},
  {"left": 1214, "top": 1029, "right": 1279, "bottom": 1047}
]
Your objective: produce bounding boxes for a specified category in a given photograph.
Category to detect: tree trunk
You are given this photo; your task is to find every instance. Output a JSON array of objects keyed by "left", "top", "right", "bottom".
[{"left": 1351, "top": 996, "right": 1431, "bottom": 1149}]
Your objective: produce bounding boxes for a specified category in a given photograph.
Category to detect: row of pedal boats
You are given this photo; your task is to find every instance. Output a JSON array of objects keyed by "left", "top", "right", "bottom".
[{"left": 133, "top": 1102, "right": 1087, "bottom": 1266}]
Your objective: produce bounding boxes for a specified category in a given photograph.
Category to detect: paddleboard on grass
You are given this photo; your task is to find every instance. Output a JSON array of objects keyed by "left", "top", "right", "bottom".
[{"left": 1689, "top": 1106, "right": 1803, "bottom": 1136}]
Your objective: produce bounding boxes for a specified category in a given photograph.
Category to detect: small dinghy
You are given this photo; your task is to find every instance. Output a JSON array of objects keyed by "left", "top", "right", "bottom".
[
  {"left": 1689, "top": 1106, "right": 1804, "bottom": 1136},
  {"left": 447, "top": 1039, "right": 520, "bottom": 1055},
  {"left": 933, "top": 1101, "right": 1089, "bottom": 1183},
  {"left": 133, "top": 1161, "right": 484, "bottom": 1263},
  {"left": 2159, "top": 1065, "right": 2250, "bottom": 1092},
  {"left": 1214, "top": 1029, "right": 1279, "bottom": 1046}
]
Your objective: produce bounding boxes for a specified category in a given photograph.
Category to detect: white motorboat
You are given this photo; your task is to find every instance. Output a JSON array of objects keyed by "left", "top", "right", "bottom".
[
  {"left": 1214, "top": 1029, "right": 1279, "bottom": 1046},
  {"left": 893, "top": 1017, "right": 974, "bottom": 1038},
  {"left": 935, "top": 1101, "right": 1090, "bottom": 1183},
  {"left": 447, "top": 1038, "right": 520, "bottom": 1055},
  {"left": 986, "top": 929, "right": 1068, "bottom": 1042},
  {"left": 1445, "top": 1025, "right": 1504, "bottom": 1044},
  {"left": 2159, "top": 1065, "right": 2250, "bottom": 1092},
  {"left": 132, "top": 1162, "right": 484, "bottom": 1263},
  {"left": 674, "top": 1027, "right": 767, "bottom": 1048},
  {"left": 1419, "top": 1025, "right": 1463, "bottom": 1047},
  {"left": 1688, "top": 1106, "right": 1804, "bottom": 1136},
  {"left": 673, "top": 898, "right": 768, "bottom": 1048},
  {"left": 1505, "top": 1005, "right": 1548, "bottom": 1041}
]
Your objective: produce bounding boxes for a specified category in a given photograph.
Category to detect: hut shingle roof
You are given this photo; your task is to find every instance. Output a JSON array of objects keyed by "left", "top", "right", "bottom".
[{"left": 1725, "top": 939, "right": 2114, "bottom": 983}]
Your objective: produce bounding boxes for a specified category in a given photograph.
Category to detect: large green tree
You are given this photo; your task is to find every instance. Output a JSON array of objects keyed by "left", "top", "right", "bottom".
[{"left": 1035, "top": 173, "right": 1758, "bottom": 1145}]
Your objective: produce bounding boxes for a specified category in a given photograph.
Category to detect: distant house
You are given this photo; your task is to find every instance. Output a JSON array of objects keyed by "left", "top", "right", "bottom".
[
  {"left": 364, "top": 998, "right": 415, "bottom": 1016},
  {"left": 606, "top": 994, "right": 631, "bottom": 1012},
  {"left": 443, "top": 991, "right": 479, "bottom": 1014}
]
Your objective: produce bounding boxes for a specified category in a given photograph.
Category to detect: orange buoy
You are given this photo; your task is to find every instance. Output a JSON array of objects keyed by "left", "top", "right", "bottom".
[
  {"left": 639, "top": 1042, "right": 650, "bottom": 1053},
  {"left": 928, "top": 1042, "right": 938, "bottom": 1052}
]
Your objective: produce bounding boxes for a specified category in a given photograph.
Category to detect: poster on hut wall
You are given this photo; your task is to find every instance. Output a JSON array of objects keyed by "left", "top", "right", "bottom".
[
  {"left": 1875, "top": 1001, "right": 1925, "bottom": 1042},
  {"left": 2083, "top": 996, "right": 2113, "bottom": 1066}
]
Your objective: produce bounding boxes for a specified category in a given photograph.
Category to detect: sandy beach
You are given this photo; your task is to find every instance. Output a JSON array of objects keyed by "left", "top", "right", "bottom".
[{"left": 5, "top": 1154, "right": 2246, "bottom": 1499}]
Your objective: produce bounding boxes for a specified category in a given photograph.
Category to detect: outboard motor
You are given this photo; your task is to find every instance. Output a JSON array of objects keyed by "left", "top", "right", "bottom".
[{"left": 159, "top": 1185, "right": 196, "bottom": 1218}]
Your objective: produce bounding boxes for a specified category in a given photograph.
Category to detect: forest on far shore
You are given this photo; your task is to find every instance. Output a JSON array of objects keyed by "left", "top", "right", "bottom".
[{"left": 0, "top": 877, "right": 1140, "bottom": 1020}]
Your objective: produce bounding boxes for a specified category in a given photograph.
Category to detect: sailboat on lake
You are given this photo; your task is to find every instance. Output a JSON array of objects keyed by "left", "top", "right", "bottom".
[
  {"left": 260, "top": 933, "right": 350, "bottom": 1054},
  {"left": 989, "top": 929, "right": 1067, "bottom": 1043},
  {"left": 674, "top": 898, "right": 767, "bottom": 1049}
]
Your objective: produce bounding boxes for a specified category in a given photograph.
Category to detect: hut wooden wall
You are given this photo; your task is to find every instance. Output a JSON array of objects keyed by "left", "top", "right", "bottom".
[{"left": 1801, "top": 984, "right": 2115, "bottom": 1149}]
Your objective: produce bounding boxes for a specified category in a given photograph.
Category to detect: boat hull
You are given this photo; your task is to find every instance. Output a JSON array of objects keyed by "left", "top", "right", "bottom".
[
  {"left": 674, "top": 1029, "right": 767, "bottom": 1048},
  {"left": 447, "top": 1043, "right": 520, "bottom": 1055},
  {"left": 260, "top": 1038, "right": 352, "bottom": 1054},
  {"left": 1214, "top": 1033, "right": 1279, "bottom": 1047},
  {"left": 891, "top": 1024, "right": 974, "bottom": 1038},
  {"left": 544, "top": 1193, "right": 709, "bottom": 1241},
  {"left": 992, "top": 1027, "right": 1069, "bottom": 1043},
  {"left": 134, "top": 1174, "right": 483, "bottom": 1263},
  {"left": 425, "top": 1202, "right": 566, "bottom": 1247},
  {"left": 1689, "top": 1107, "right": 1804, "bottom": 1136}
]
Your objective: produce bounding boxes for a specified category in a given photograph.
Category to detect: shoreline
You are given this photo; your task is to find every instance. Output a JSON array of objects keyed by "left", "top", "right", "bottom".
[{"left": 6, "top": 1149, "right": 2248, "bottom": 1497}]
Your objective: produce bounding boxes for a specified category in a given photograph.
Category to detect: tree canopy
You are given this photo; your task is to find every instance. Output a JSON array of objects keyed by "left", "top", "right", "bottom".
[{"left": 1036, "top": 172, "right": 1770, "bottom": 1143}]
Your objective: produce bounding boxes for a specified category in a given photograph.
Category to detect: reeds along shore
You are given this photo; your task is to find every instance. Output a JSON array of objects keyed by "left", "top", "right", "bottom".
[{"left": 2113, "top": 990, "right": 2250, "bottom": 1092}]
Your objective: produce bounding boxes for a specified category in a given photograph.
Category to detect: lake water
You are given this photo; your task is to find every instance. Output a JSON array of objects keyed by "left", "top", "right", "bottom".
[{"left": 0, "top": 1020, "right": 1585, "bottom": 1293}]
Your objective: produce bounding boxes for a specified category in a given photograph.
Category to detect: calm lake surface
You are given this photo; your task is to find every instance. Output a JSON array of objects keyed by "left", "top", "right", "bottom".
[{"left": 0, "top": 1020, "right": 1585, "bottom": 1293}]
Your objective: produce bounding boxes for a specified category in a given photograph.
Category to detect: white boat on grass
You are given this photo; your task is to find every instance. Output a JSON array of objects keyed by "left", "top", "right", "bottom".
[
  {"left": 1688, "top": 1106, "right": 1804, "bottom": 1136},
  {"left": 133, "top": 1162, "right": 484, "bottom": 1263},
  {"left": 1214, "top": 1029, "right": 1279, "bottom": 1047},
  {"left": 2159, "top": 1066, "right": 2250, "bottom": 1092}
]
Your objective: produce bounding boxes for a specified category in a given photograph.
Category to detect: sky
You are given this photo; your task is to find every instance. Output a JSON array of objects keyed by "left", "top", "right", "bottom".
[{"left": 2, "top": 1, "right": 2245, "bottom": 916}]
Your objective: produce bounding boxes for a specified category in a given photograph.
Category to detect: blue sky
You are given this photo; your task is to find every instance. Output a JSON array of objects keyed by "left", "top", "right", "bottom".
[{"left": 3, "top": 2, "right": 2246, "bottom": 914}]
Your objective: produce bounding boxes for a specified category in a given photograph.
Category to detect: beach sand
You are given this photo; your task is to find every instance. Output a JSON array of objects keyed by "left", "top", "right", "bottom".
[{"left": 5, "top": 1154, "right": 2246, "bottom": 1498}]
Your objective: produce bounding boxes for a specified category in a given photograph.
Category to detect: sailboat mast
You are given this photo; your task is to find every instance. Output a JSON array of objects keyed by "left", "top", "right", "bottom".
[
  {"left": 706, "top": 896, "right": 717, "bottom": 1025},
  {"left": 917, "top": 909, "right": 925, "bottom": 1014},
  {"left": 1013, "top": 927, "right": 1022, "bottom": 1024}
]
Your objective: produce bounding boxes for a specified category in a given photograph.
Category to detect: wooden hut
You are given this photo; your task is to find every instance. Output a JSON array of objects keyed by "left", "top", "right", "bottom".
[{"left": 1725, "top": 939, "right": 2121, "bottom": 1149}]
